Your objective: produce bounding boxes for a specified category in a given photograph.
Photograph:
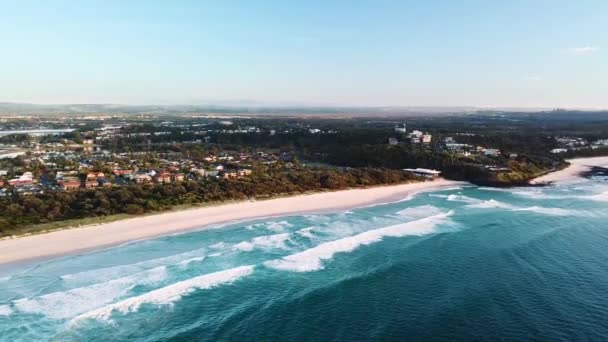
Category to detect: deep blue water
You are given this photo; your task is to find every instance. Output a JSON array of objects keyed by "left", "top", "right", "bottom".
[{"left": 1, "top": 177, "right": 608, "bottom": 341}]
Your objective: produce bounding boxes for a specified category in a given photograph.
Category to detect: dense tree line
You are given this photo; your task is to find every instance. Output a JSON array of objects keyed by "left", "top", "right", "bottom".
[{"left": 0, "top": 167, "right": 418, "bottom": 235}]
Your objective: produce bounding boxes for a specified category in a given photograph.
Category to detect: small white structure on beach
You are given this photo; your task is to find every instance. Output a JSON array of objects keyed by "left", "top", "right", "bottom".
[{"left": 403, "top": 168, "right": 442, "bottom": 178}]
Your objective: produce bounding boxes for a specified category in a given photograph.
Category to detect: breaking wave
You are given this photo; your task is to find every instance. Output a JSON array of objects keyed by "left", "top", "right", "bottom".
[
  {"left": 587, "top": 190, "right": 608, "bottom": 202},
  {"left": 177, "top": 256, "right": 206, "bottom": 268},
  {"left": 233, "top": 233, "right": 291, "bottom": 252},
  {"left": 61, "top": 247, "right": 207, "bottom": 285},
  {"left": 395, "top": 205, "right": 443, "bottom": 218},
  {"left": 70, "top": 265, "right": 254, "bottom": 324},
  {"left": 295, "top": 227, "right": 317, "bottom": 239},
  {"left": 264, "top": 211, "right": 452, "bottom": 272},
  {"left": 0, "top": 305, "right": 11, "bottom": 316},
  {"left": 467, "top": 199, "right": 514, "bottom": 209},
  {"left": 512, "top": 206, "right": 575, "bottom": 216},
  {"left": 245, "top": 220, "right": 293, "bottom": 232},
  {"left": 446, "top": 194, "right": 481, "bottom": 204}
]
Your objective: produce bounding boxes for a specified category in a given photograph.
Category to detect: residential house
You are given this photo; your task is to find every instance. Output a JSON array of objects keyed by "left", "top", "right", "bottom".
[
  {"left": 155, "top": 172, "right": 172, "bottom": 184},
  {"left": 134, "top": 172, "right": 152, "bottom": 184},
  {"left": 238, "top": 169, "right": 252, "bottom": 177},
  {"left": 113, "top": 169, "right": 134, "bottom": 177},
  {"left": 222, "top": 171, "right": 239, "bottom": 179},
  {"left": 174, "top": 173, "right": 185, "bottom": 182},
  {"left": 206, "top": 170, "right": 220, "bottom": 178},
  {"left": 60, "top": 177, "right": 81, "bottom": 190},
  {"left": 85, "top": 172, "right": 105, "bottom": 188},
  {"left": 8, "top": 172, "right": 35, "bottom": 186}
]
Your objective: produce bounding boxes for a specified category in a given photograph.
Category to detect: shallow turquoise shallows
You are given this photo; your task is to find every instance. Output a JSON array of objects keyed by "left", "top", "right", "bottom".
[{"left": 1, "top": 176, "right": 608, "bottom": 341}]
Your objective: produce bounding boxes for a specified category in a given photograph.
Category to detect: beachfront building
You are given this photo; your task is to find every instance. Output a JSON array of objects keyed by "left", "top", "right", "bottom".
[{"left": 403, "top": 168, "right": 442, "bottom": 179}]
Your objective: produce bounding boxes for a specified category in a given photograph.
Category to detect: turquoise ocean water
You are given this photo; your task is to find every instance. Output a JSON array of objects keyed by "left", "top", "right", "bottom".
[{"left": 1, "top": 176, "right": 608, "bottom": 341}]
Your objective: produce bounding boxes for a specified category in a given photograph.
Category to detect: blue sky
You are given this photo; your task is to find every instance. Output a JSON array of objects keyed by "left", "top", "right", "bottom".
[{"left": 1, "top": 0, "right": 606, "bottom": 108}]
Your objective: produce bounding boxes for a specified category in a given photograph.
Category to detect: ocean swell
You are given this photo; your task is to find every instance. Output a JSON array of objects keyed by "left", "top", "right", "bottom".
[
  {"left": 264, "top": 211, "right": 452, "bottom": 272},
  {"left": 70, "top": 265, "right": 255, "bottom": 324}
]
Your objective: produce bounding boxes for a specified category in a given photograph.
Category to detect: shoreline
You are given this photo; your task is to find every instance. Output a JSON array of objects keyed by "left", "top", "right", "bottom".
[
  {"left": 0, "top": 179, "right": 463, "bottom": 266},
  {"left": 530, "top": 156, "right": 608, "bottom": 185}
]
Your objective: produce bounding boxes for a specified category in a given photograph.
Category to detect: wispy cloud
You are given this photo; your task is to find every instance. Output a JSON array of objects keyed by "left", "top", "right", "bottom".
[
  {"left": 563, "top": 46, "right": 600, "bottom": 56},
  {"left": 523, "top": 75, "right": 542, "bottom": 81}
]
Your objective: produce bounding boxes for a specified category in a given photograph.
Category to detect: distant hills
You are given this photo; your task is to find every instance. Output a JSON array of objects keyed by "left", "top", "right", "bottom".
[{"left": 0, "top": 102, "right": 604, "bottom": 117}]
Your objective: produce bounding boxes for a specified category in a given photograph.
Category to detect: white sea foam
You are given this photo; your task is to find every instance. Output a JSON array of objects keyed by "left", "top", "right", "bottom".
[
  {"left": 395, "top": 205, "right": 442, "bottom": 218},
  {"left": 265, "top": 211, "right": 451, "bottom": 272},
  {"left": 295, "top": 227, "right": 317, "bottom": 239},
  {"left": 439, "top": 186, "right": 464, "bottom": 191},
  {"left": 233, "top": 233, "right": 291, "bottom": 252},
  {"left": 266, "top": 221, "right": 293, "bottom": 232},
  {"left": 446, "top": 194, "right": 481, "bottom": 204},
  {"left": 14, "top": 266, "right": 168, "bottom": 319},
  {"left": 0, "top": 305, "right": 12, "bottom": 316},
  {"left": 468, "top": 200, "right": 587, "bottom": 216},
  {"left": 177, "top": 256, "right": 206, "bottom": 268},
  {"left": 512, "top": 206, "right": 574, "bottom": 216},
  {"left": 467, "top": 199, "right": 514, "bottom": 209},
  {"left": 61, "top": 247, "right": 206, "bottom": 285},
  {"left": 209, "top": 242, "right": 228, "bottom": 249},
  {"left": 245, "top": 220, "right": 293, "bottom": 232},
  {"left": 478, "top": 187, "right": 510, "bottom": 192},
  {"left": 70, "top": 265, "right": 254, "bottom": 324},
  {"left": 587, "top": 190, "right": 608, "bottom": 202},
  {"left": 512, "top": 190, "right": 561, "bottom": 200}
]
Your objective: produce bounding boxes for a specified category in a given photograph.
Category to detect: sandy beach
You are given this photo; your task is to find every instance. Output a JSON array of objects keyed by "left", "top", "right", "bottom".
[
  {"left": 0, "top": 179, "right": 462, "bottom": 265},
  {"left": 530, "top": 156, "right": 608, "bottom": 184}
]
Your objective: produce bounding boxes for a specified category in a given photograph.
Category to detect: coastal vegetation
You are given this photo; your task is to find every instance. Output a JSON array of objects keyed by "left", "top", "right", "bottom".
[
  {"left": 0, "top": 166, "right": 418, "bottom": 235},
  {"left": 2, "top": 110, "right": 608, "bottom": 234}
]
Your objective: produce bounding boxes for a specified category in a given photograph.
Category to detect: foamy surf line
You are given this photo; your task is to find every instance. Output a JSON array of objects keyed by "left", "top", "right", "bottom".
[
  {"left": 0, "top": 305, "right": 12, "bottom": 316},
  {"left": 12, "top": 266, "right": 169, "bottom": 319},
  {"left": 61, "top": 247, "right": 207, "bottom": 285},
  {"left": 465, "top": 199, "right": 590, "bottom": 216},
  {"left": 0, "top": 179, "right": 463, "bottom": 266},
  {"left": 264, "top": 211, "right": 452, "bottom": 272},
  {"left": 70, "top": 265, "right": 255, "bottom": 324}
]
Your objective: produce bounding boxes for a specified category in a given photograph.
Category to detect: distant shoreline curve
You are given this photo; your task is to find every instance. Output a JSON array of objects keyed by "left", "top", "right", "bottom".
[{"left": 529, "top": 156, "right": 608, "bottom": 185}]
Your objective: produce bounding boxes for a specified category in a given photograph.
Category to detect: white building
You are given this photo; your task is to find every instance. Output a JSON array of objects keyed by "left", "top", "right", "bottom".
[
  {"left": 410, "top": 130, "right": 423, "bottom": 138},
  {"left": 483, "top": 149, "right": 501, "bottom": 157},
  {"left": 403, "top": 168, "right": 442, "bottom": 178},
  {"left": 395, "top": 124, "right": 407, "bottom": 133}
]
